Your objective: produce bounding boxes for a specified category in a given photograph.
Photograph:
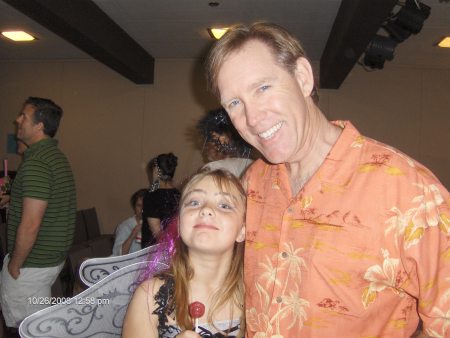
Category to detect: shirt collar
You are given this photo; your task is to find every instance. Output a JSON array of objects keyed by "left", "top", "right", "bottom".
[
  {"left": 273, "top": 121, "right": 364, "bottom": 196},
  {"left": 24, "top": 138, "right": 58, "bottom": 159}
]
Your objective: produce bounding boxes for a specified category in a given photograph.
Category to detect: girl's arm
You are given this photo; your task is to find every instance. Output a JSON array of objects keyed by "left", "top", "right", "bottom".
[
  {"left": 122, "top": 279, "right": 159, "bottom": 338},
  {"left": 148, "top": 217, "right": 161, "bottom": 238}
]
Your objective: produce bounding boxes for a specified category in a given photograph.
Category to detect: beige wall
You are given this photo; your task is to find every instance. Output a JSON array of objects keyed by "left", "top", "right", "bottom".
[
  {"left": 1, "top": 59, "right": 448, "bottom": 234},
  {"left": 318, "top": 64, "right": 449, "bottom": 187}
]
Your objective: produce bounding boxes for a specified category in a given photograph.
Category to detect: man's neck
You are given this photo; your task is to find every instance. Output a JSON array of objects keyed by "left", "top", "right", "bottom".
[
  {"left": 287, "top": 117, "right": 342, "bottom": 196},
  {"left": 27, "top": 134, "right": 49, "bottom": 147}
]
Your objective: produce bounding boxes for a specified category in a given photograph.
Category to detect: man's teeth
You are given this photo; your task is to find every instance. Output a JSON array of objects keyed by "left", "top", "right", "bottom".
[{"left": 259, "top": 122, "right": 283, "bottom": 140}]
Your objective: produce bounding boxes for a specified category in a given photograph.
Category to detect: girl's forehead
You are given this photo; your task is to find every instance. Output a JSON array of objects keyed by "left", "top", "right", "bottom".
[
  {"left": 185, "top": 175, "right": 242, "bottom": 198},
  {"left": 188, "top": 176, "right": 226, "bottom": 192}
]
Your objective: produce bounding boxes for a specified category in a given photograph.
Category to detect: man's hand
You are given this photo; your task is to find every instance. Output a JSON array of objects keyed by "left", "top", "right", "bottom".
[
  {"left": 8, "top": 261, "right": 20, "bottom": 279},
  {"left": 131, "top": 221, "right": 142, "bottom": 237},
  {"left": 0, "top": 194, "right": 10, "bottom": 208}
]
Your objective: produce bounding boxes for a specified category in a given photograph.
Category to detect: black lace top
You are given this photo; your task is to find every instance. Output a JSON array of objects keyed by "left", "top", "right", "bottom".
[
  {"left": 142, "top": 188, "right": 181, "bottom": 248},
  {"left": 152, "top": 277, "right": 241, "bottom": 337}
]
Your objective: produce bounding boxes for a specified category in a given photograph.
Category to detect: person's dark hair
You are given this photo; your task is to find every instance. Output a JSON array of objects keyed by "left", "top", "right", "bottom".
[
  {"left": 148, "top": 153, "right": 178, "bottom": 182},
  {"left": 24, "top": 97, "right": 63, "bottom": 137},
  {"left": 197, "top": 108, "right": 252, "bottom": 157},
  {"left": 130, "top": 189, "right": 147, "bottom": 208},
  {"left": 206, "top": 21, "right": 319, "bottom": 104}
]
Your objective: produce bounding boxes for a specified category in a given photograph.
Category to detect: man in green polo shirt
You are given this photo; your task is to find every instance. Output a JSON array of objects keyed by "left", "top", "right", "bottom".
[{"left": 0, "top": 97, "right": 76, "bottom": 330}]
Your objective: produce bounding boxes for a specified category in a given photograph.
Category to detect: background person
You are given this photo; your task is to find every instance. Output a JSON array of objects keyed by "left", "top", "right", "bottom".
[
  {"left": 111, "top": 188, "right": 147, "bottom": 256},
  {"left": 0, "top": 97, "right": 76, "bottom": 333},
  {"left": 141, "top": 153, "right": 180, "bottom": 248},
  {"left": 206, "top": 22, "right": 450, "bottom": 337},
  {"left": 198, "top": 108, "right": 253, "bottom": 178}
]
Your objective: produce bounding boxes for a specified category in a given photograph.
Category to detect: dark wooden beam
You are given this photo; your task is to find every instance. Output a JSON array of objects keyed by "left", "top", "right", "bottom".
[
  {"left": 4, "top": 0, "right": 155, "bottom": 84},
  {"left": 320, "top": 0, "right": 397, "bottom": 89}
]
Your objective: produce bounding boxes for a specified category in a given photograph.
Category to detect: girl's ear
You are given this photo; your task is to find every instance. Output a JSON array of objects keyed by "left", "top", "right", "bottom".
[{"left": 236, "top": 224, "right": 245, "bottom": 243}]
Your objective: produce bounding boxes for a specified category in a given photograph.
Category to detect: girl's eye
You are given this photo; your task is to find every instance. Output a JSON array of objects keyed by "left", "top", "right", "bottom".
[
  {"left": 219, "top": 202, "right": 233, "bottom": 210},
  {"left": 185, "top": 199, "right": 200, "bottom": 207}
]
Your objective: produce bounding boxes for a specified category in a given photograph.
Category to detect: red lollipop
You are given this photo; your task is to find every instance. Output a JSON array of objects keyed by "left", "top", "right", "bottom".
[{"left": 189, "top": 301, "right": 205, "bottom": 332}]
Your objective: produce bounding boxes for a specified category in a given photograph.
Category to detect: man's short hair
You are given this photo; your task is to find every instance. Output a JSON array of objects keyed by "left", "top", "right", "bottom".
[
  {"left": 205, "top": 21, "right": 319, "bottom": 103},
  {"left": 25, "top": 97, "right": 63, "bottom": 137}
]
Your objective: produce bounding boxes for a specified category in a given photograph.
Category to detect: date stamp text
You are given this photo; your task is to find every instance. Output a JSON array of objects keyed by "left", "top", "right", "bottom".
[{"left": 27, "top": 296, "right": 110, "bottom": 306}]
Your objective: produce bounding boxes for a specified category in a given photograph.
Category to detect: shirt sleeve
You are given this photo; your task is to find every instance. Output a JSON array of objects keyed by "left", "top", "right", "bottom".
[
  {"left": 399, "top": 181, "right": 450, "bottom": 337},
  {"left": 21, "top": 158, "right": 51, "bottom": 201},
  {"left": 112, "top": 218, "right": 134, "bottom": 256}
]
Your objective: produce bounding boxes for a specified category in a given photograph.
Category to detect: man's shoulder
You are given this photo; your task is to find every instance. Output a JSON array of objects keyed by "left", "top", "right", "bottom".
[
  {"left": 117, "top": 216, "right": 137, "bottom": 229},
  {"left": 361, "top": 136, "right": 441, "bottom": 184},
  {"left": 353, "top": 136, "right": 449, "bottom": 212}
]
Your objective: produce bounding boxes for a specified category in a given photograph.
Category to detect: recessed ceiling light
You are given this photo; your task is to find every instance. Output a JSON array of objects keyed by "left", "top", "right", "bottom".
[
  {"left": 1, "top": 31, "right": 35, "bottom": 41},
  {"left": 437, "top": 36, "right": 450, "bottom": 48},
  {"left": 207, "top": 28, "right": 229, "bottom": 40}
]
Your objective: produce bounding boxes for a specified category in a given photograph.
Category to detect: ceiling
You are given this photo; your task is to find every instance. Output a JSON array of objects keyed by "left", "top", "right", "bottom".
[{"left": 0, "top": 0, "right": 449, "bottom": 87}]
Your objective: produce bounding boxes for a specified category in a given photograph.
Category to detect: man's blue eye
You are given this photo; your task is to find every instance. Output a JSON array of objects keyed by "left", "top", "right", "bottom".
[
  {"left": 228, "top": 99, "right": 240, "bottom": 109},
  {"left": 260, "top": 85, "right": 270, "bottom": 91}
]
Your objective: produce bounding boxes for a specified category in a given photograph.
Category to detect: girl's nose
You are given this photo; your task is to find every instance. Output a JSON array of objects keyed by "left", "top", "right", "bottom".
[{"left": 200, "top": 206, "right": 213, "bottom": 217}]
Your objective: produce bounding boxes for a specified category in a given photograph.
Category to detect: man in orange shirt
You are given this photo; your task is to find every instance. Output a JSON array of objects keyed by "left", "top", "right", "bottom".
[{"left": 206, "top": 22, "right": 449, "bottom": 337}]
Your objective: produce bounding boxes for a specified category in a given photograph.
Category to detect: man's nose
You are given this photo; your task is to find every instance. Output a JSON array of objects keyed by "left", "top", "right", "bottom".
[
  {"left": 245, "top": 103, "right": 264, "bottom": 128},
  {"left": 15, "top": 115, "right": 22, "bottom": 124}
]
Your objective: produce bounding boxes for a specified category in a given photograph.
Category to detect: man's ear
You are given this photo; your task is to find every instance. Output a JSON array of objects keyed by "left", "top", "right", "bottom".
[
  {"left": 294, "top": 57, "right": 315, "bottom": 98},
  {"left": 236, "top": 224, "right": 245, "bottom": 243},
  {"left": 35, "top": 121, "right": 45, "bottom": 133}
]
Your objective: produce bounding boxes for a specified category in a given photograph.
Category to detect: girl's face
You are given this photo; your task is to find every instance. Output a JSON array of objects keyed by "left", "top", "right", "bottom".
[{"left": 179, "top": 176, "right": 245, "bottom": 255}]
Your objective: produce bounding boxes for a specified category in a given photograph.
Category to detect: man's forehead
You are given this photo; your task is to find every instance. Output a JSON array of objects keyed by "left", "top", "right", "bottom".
[
  {"left": 217, "top": 40, "right": 280, "bottom": 99},
  {"left": 22, "top": 103, "right": 36, "bottom": 115}
]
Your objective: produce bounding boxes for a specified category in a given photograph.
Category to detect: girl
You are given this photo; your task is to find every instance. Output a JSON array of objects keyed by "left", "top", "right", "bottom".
[
  {"left": 142, "top": 153, "right": 181, "bottom": 248},
  {"left": 123, "top": 169, "right": 246, "bottom": 337}
]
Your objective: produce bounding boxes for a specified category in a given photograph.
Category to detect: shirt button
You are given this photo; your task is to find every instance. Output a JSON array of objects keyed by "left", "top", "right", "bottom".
[
  {"left": 281, "top": 252, "right": 288, "bottom": 258},
  {"left": 276, "top": 296, "right": 282, "bottom": 303}
]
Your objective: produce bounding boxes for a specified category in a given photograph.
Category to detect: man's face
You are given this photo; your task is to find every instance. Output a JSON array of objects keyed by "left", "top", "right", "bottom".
[
  {"left": 15, "top": 104, "right": 42, "bottom": 145},
  {"left": 217, "top": 40, "right": 313, "bottom": 164}
]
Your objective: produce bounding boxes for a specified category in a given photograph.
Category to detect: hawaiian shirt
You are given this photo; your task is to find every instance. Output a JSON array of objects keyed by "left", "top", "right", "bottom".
[{"left": 243, "top": 121, "right": 450, "bottom": 338}]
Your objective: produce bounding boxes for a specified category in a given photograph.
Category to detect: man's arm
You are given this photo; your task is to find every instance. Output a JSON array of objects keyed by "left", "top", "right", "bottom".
[
  {"left": 121, "top": 221, "right": 141, "bottom": 255},
  {"left": 8, "top": 197, "right": 47, "bottom": 279},
  {"left": 403, "top": 184, "right": 450, "bottom": 337}
]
